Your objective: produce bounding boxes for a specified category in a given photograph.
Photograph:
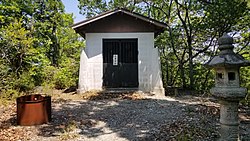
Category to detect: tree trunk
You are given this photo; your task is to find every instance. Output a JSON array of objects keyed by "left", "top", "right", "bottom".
[
  {"left": 166, "top": 60, "right": 169, "bottom": 86},
  {"left": 179, "top": 63, "right": 186, "bottom": 88},
  {"left": 188, "top": 38, "right": 194, "bottom": 89}
]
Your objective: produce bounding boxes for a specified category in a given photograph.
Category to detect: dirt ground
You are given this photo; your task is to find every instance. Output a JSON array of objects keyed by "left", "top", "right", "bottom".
[{"left": 0, "top": 92, "right": 249, "bottom": 141}]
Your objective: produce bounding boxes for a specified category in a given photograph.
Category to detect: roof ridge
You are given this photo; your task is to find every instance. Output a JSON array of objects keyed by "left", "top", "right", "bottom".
[{"left": 72, "top": 8, "right": 167, "bottom": 29}]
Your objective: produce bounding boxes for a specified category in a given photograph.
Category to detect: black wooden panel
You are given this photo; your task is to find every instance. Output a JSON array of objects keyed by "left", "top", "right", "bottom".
[
  {"left": 103, "top": 39, "right": 138, "bottom": 88},
  {"left": 103, "top": 63, "right": 120, "bottom": 87},
  {"left": 120, "top": 40, "right": 138, "bottom": 63},
  {"left": 120, "top": 64, "right": 138, "bottom": 87}
]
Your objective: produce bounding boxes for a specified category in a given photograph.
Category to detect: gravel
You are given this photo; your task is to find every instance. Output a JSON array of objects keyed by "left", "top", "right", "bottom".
[{"left": 0, "top": 94, "right": 249, "bottom": 141}]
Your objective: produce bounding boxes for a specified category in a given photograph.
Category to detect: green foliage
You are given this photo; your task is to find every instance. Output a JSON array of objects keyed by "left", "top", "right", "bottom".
[
  {"left": 14, "top": 71, "right": 35, "bottom": 92},
  {"left": 0, "top": 0, "right": 249, "bottom": 102},
  {"left": 0, "top": 0, "right": 83, "bottom": 101},
  {"left": 237, "top": 3, "right": 250, "bottom": 105},
  {"left": 78, "top": 0, "right": 144, "bottom": 18},
  {"left": 54, "top": 65, "right": 78, "bottom": 89},
  {"left": 0, "top": 89, "right": 21, "bottom": 101},
  {"left": 41, "top": 65, "right": 57, "bottom": 89},
  {"left": 193, "top": 63, "right": 214, "bottom": 92},
  {"left": 78, "top": 0, "right": 250, "bottom": 95},
  {"left": 240, "top": 66, "right": 250, "bottom": 106},
  {"left": 0, "top": 19, "right": 35, "bottom": 75},
  {"left": 41, "top": 58, "right": 80, "bottom": 90},
  {"left": 0, "top": 0, "right": 20, "bottom": 25},
  {"left": 78, "top": 0, "right": 108, "bottom": 18},
  {"left": 203, "top": 0, "right": 248, "bottom": 35},
  {"left": 0, "top": 18, "right": 38, "bottom": 97}
]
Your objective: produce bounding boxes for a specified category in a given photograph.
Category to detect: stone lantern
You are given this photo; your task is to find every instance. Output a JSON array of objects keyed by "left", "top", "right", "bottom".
[{"left": 206, "top": 33, "right": 250, "bottom": 140}]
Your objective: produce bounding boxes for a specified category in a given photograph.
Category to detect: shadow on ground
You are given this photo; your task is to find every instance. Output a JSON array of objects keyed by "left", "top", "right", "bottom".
[
  {"left": 36, "top": 93, "right": 222, "bottom": 140},
  {"left": 1, "top": 92, "right": 249, "bottom": 140}
]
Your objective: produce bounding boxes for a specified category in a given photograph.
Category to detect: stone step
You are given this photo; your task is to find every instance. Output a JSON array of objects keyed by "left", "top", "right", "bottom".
[{"left": 101, "top": 88, "right": 139, "bottom": 94}]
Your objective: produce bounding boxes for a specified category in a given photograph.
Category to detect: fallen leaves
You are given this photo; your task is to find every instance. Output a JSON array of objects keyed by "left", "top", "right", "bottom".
[
  {"left": 80, "top": 119, "right": 97, "bottom": 128},
  {"left": 82, "top": 91, "right": 145, "bottom": 100},
  {"left": 0, "top": 104, "right": 34, "bottom": 141},
  {"left": 0, "top": 94, "right": 249, "bottom": 141},
  {"left": 148, "top": 102, "right": 222, "bottom": 141}
]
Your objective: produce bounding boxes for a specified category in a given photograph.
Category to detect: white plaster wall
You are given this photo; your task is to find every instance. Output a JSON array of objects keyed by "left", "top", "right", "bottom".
[
  {"left": 151, "top": 47, "right": 165, "bottom": 94},
  {"left": 78, "top": 32, "right": 164, "bottom": 95},
  {"left": 77, "top": 49, "right": 89, "bottom": 93}
]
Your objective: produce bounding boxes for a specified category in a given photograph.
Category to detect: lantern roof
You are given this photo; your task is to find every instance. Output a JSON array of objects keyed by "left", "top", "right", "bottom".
[{"left": 206, "top": 33, "right": 250, "bottom": 68}]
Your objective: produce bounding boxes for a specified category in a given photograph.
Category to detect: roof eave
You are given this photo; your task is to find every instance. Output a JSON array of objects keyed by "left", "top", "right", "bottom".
[
  {"left": 72, "top": 10, "right": 119, "bottom": 29},
  {"left": 120, "top": 9, "right": 168, "bottom": 29},
  {"left": 72, "top": 8, "right": 168, "bottom": 31}
]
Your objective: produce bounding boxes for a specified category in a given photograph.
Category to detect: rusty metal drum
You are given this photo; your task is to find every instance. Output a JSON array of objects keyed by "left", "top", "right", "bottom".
[{"left": 16, "top": 94, "right": 51, "bottom": 126}]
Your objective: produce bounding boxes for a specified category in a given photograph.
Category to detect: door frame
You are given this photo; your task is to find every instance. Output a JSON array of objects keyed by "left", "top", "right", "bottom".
[{"left": 102, "top": 38, "right": 139, "bottom": 88}]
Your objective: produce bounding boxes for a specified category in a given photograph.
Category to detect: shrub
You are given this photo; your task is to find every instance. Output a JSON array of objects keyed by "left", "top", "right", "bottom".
[
  {"left": 14, "top": 72, "right": 35, "bottom": 92},
  {"left": 41, "top": 59, "right": 78, "bottom": 90}
]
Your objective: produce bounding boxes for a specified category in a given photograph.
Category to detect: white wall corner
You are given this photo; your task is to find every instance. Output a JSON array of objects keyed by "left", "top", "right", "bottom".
[
  {"left": 151, "top": 47, "right": 165, "bottom": 96},
  {"left": 77, "top": 48, "right": 88, "bottom": 94}
]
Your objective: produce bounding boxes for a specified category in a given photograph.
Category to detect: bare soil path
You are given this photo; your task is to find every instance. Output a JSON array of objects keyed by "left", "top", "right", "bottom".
[{"left": 0, "top": 93, "right": 249, "bottom": 141}]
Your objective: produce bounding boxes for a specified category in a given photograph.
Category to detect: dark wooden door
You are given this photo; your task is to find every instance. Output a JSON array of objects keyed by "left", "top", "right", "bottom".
[{"left": 103, "top": 39, "right": 138, "bottom": 88}]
